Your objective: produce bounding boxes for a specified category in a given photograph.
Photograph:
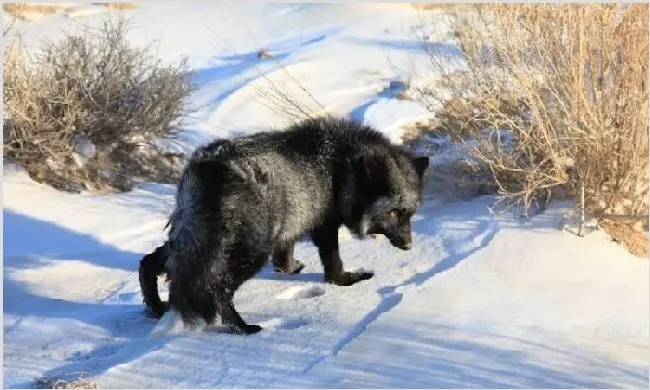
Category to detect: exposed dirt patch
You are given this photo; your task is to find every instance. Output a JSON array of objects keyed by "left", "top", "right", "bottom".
[
  {"left": 257, "top": 49, "right": 275, "bottom": 59},
  {"left": 37, "top": 373, "right": 98, "bottom": 389}
]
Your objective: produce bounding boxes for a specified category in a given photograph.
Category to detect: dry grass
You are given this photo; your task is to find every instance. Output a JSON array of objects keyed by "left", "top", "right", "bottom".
[
  {"left": 3, "top": 3, "right": 71, "bottom": 16},
  {"left": 599, "top": 220, "right": 649, "bottom": 258},
  {"left": 395, "top": 91, "right": 412, "bottom": 101},
  {"left": 4, "top": 3, "right": 139, "bottom": 20},
  {"left": 412, "top": 4, "right": 648, "bottom": 233},
  {"left": 412, "top": 3, "right": 461, "bottom": 11},
  {"left": 402, "top": 121, "right": 427, "bottom": 144},
  {"left": 402, "top": 118, "right": 499, "bottom": 202},
  {"left": 99, "top": 3, "right": 138, "bottom": 10}
]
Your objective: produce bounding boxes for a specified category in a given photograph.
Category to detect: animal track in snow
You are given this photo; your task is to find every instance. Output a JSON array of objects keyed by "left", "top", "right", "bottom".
[
  {"left": 260, "top": 317, "right": 309, "bottom": 330},
  {"left": 275, "top": 285, "right": 325, "bottom": 300},
  {"left": 116, "top": 292, "right": 139, "bottom": 304},
  {"left": 67, "top": 344, "right": 121, "bottom": 362}
]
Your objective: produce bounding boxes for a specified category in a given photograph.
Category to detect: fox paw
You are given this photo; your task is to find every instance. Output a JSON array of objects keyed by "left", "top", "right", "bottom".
[{"left": 325, "top": 271, "right": 374, "bottom": 286}]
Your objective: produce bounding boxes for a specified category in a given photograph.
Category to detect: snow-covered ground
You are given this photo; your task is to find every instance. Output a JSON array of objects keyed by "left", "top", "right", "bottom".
[{"left": 3, "top": 4, "right": 648, "bottom": 388}]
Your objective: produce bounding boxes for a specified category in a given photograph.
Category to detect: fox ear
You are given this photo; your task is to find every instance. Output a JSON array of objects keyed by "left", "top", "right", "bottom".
[{"left": 412, "top": 156, "right": 429, "bottom": 178}]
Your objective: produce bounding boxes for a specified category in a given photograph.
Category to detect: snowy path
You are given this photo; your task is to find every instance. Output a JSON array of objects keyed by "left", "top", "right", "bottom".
[
  {"left": 4, "top": 4, "right": 648, "bottom": 388},
  {"left": 4, "top": 174, "right": 647, "bottom": 388},
  {"left": 285, "top": 203, "right": 649, "bottom": 389},
  {"left": 3, "top": 173, "right": 486, "bottom": 387}
]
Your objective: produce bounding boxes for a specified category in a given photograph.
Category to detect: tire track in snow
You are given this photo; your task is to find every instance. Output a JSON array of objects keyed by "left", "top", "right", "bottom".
[
  {"left": 96, "top": 220, "right": 168, "bottom": 250},
  {"left": 384, "top": 220, "right": 500, "bottom": 295},
  {"left": 301, "top": 220, "right": 501, "bottom": 376}
]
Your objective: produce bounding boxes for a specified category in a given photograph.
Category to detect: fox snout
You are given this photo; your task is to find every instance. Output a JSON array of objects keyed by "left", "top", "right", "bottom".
[{"left": 388, "top": 233, "right": 412, "bottom": 251}]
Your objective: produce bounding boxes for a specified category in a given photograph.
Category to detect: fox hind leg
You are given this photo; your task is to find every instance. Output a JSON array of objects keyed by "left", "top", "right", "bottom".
[{"left": 272, "top": 241, "right": 305, "bottom": 274}]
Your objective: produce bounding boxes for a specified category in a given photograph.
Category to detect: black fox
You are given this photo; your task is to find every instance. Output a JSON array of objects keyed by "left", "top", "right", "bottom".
[{"left": 139, "top": 116, "right": 429, "bottom": 334}]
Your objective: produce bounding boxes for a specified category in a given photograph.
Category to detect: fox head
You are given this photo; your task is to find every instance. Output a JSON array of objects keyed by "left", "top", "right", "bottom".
[{"left": 352, "top": 152, "right": 429, "bottom": 250}]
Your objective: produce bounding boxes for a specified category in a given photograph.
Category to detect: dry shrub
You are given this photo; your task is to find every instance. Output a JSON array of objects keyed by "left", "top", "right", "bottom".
[
  {"left": 3, "top": 16, "right": 194, "bottom": 192},
  {"left": 403, "top": 119, "right": 498, "bottom": 201},
  {"left": 3, "top": 3, "right": 68, "bottom": 17},
  {"left": 100, "top": 3, "right": 139, "bottom": 11},
  {"left": 395, "top": 91, "right": 412, "bottom": 101},
  {"left": 416, "top": 4, "right": 648, "bottom": 232},
  {"left": 412, "top": 3, "right": 456, "bottom": 11},
  {"left": 412, "top": 3, "right": 476, "bottom": 12},
  {"left": 425, "top": 97, "right": 486, "bottom": 141},
  {"left": 3, "top": 3, "right": 139, "bottom": 18}
]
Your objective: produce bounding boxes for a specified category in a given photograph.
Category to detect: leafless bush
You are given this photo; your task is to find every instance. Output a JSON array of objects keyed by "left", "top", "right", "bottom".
[
  {"left": 414, "top": 4, "right": 648, "bottom": 233},
  {"left": 3, "top": 16, "right": 194, "bottom": 192}
]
